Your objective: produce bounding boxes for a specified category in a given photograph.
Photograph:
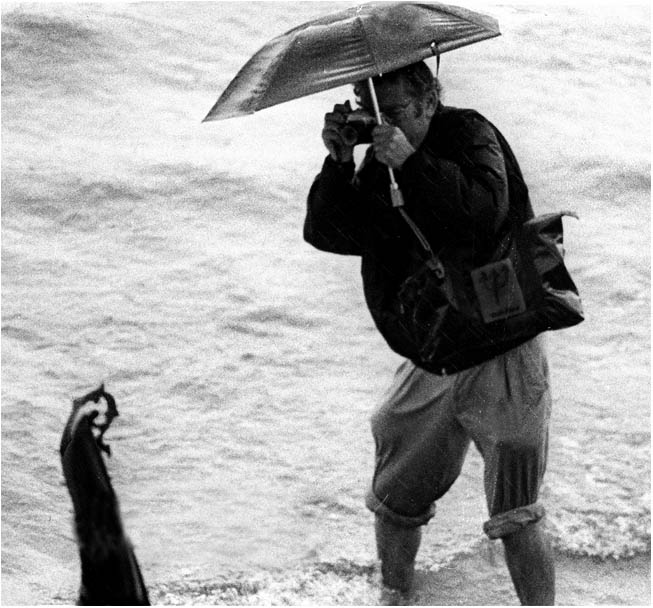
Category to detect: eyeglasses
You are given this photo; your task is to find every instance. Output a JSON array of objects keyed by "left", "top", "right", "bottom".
[{"left": 358, "top": 99, "right": 414, "bottom": 123}]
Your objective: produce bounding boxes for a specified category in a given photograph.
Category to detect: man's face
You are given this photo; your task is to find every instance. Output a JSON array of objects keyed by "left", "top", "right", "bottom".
[{"left": 360, "top": 78, "right": 436, "bottom": 149}]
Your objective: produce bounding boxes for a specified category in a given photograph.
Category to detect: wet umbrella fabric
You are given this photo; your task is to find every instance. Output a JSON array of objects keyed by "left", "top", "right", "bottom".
[{"left": 203, "top": 1, "right": 500, "bottom": 122}]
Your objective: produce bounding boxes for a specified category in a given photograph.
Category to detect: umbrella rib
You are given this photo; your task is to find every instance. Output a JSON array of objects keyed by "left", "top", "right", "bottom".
[{"left": 254, "top": 31, "right": 302, "bottom": 112}]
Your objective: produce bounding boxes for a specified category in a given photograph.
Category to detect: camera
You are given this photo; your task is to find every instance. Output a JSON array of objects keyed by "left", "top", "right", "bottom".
[{"left": 342, "top": 110, "right": 376, "bottom": 145}]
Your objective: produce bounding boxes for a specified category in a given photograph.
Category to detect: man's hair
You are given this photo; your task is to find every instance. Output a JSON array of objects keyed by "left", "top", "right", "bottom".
[{"left": 353, "top": 61, "right": 442, "bottom": 107}]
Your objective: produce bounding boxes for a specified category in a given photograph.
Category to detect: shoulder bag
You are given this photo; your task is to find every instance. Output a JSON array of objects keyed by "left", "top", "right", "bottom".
[{"left": 393, "top": 205, "right": 585, "bottom": 374}]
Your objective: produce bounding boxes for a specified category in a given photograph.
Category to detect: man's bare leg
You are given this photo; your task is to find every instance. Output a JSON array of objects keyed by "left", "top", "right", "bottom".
[
  {"left": 375, "top": 515, "right": 422, "bottom": 592},
  {"left": 501, "top": 521, "right": 555, "bottom": 605}
]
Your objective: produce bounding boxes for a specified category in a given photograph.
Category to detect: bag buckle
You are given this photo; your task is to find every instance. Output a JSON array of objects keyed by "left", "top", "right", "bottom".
[{"left": 427, "top": 258, "right": 445, "bottom": 280}]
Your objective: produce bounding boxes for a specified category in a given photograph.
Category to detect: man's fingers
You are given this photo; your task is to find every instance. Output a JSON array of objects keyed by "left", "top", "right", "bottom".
[
  {"left": 321, "top": 101, "right": 355, "bottom": 162},
  {"left": 325, "top": 102, "right": 353, "bottom": 124},
  {"left": 322, "top": 125, "right": 347, "bottom": 142},
  {"left": 322, "top": 125, "right": 348, "bottom": 155},
  {"left": 372, "top": 124, "right": 395, "bottom": 144},
  {"left": 372, "top": 125, "right": 415, "bottom": 169},
  {"left": 373, "top": 124, "right": 395, "bottom": 135}
]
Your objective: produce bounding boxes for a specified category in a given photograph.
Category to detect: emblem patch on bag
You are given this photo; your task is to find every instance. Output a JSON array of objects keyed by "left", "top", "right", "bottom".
[{"left": 470, "top": 259, "right": 526, "bottom": 323}]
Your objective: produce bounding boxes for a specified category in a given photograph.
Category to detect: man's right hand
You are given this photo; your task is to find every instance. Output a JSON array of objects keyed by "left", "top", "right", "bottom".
[{"left": 322, "top": 101, "right": 354, "bottom": 164}]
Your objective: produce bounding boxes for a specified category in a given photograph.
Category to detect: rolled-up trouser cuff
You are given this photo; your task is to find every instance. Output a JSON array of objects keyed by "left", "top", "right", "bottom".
[
  {"left": 483, "top": 503, "right": 546, "bottom": 539},
  {"left": 365, "top": 488, "right": 436, "bottom": 528}
]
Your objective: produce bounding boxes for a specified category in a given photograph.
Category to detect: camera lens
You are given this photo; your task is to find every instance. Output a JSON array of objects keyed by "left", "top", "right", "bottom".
[{"left": 341, "top": 125, "right": 359, "bottom": 146}]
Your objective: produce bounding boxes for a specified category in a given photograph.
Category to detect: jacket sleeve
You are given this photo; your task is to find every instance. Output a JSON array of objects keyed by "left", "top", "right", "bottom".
[
  {"left": 396, "top": 114, "right": 509, "bottom": 248},
  {"left": 303, "top": 155, "right": 368, "bottom": 256}
]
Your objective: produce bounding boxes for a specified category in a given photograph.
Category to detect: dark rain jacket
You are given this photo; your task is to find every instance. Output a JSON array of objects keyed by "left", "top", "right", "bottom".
[{"left": 304, "top": 104, "right": 534, "bottom": 371}]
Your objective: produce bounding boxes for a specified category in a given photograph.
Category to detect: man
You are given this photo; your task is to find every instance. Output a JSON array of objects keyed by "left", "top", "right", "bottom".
[{"left": 303, "top": 61, "right": 555, "bottom": 605}]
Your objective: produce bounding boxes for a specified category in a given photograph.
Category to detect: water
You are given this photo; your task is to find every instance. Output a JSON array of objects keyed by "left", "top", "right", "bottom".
[{"left": 1, "top": 2, "right": 650, "bottom": 604}]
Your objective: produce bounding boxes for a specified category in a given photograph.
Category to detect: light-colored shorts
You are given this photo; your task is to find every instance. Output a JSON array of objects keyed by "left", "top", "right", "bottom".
[{"left": 365, "top": 337, "right": 551, "bottom": 539}]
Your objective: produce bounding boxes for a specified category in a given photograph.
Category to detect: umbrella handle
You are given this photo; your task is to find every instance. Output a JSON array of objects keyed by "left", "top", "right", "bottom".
[{"left": 367, "top": 77, "right": 405, "bottom": 208}]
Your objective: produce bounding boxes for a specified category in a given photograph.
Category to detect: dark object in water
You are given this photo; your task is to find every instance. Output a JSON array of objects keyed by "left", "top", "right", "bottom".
[{"left": 60, "top": 384, "right": 150, "bottom": 606}]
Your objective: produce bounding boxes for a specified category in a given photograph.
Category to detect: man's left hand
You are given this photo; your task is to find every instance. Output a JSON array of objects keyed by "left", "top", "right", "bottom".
[{"left": 372, "top": 124, "right": 415, "bottom": 169}]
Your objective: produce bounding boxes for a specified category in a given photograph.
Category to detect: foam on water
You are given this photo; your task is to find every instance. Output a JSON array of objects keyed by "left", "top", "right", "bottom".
[{"left": 2, "top": 2, "right": 650, "bottom": 604}]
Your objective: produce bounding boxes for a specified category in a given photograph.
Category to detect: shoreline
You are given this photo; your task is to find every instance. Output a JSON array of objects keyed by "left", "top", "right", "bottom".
[
  {"left": 147, "top": 549, "right": 650, "bottom": 606},
  {"left": 4, "top": 547, "right": 649, "bottom": 605}
]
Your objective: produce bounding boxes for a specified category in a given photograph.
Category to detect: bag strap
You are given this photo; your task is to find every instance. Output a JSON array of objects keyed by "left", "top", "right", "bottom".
[{"left": 396, "top": 206, "right": 446, "bottom": 278}]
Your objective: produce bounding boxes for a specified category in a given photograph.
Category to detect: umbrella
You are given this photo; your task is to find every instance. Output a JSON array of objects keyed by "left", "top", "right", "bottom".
[{"left": 203, "top": 1, "right": 500, "bottom": 205}]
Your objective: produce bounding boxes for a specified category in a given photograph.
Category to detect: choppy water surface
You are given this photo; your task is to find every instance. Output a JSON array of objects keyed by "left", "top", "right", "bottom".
[{"left": 2, "top": 2, "right": 650, "bottom": 604}]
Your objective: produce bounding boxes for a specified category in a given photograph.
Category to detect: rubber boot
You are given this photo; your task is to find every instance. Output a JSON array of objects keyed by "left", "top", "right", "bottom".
[{"left": 375, "top": 514, "right": 422, "bottom": 593}]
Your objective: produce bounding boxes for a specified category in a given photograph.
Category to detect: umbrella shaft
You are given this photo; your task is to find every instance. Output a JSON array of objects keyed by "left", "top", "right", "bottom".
[
  {"left": 367, "top": 77, "right": 404, "bottom": 208},
  {"left": 366, "top": 76, "right": 383, "bottom": 124}
]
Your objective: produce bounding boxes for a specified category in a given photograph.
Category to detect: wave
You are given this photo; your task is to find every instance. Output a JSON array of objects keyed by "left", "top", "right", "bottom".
[
  {"left": 591, "top": 166, "right": 651, "bottom": 206},
  {"left": 149, "top": 558, "right": 379, "bottom": 606},
  {"left": 1, "top": 9, "right": 117, "bottom": 98},
  {"left": 1, "top": 164, "right": 288, "bottom": 231},
  {"left": 143, "top": 546, "right": 652, "bottom": 606},
  {"left": 1, "top": 324, "right": 45, "bottom": 346},
  {"left": 232, "top": 305, "right": 323, "bottom": 330},
  {"left": 2, "top": 10, "right": 99, "bottom": 47},
  {"left": 567, "top": 159, "right": 651, "bottom": 204}
]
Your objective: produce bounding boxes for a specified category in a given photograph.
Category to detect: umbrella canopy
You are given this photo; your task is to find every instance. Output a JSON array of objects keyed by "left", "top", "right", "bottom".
[{"left": 203, "top": 1, "right": 500, "bottom": 122}]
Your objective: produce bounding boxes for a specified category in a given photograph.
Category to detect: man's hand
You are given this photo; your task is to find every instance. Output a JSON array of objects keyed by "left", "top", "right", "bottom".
[
  {"left": 322, "top": 101, "right": 354, "bottom": 163},
  {"left": 372, "top": 124, "right": 416, "bottom": 169}
]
